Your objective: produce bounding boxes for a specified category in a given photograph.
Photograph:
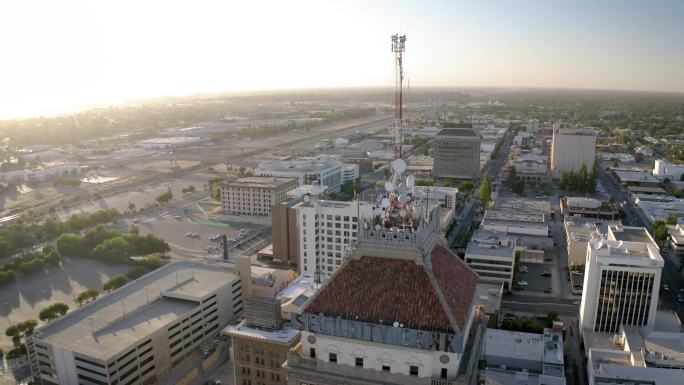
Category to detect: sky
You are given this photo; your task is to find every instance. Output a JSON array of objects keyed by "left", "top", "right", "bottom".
[{"left": 1, "top": 0, "right": 683, "bottom": 119}]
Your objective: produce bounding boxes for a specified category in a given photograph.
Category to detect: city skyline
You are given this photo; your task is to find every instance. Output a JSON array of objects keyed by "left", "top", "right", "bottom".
[{"left": 2, "top": 0, "right": 684, "bottom": 119}]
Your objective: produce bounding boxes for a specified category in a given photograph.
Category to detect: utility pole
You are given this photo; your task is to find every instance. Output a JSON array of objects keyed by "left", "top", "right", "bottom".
[{"left": 391, "top": 34, "right": 406, "bottom": 160}]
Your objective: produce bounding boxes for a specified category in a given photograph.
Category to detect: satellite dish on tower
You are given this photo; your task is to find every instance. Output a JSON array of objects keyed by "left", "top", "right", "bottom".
[
  {"left": 398, "top": 183, "right": 407, "bottom": 194},
  {"left": 384, "top": 181, "right": 394, "bottom": 192},
  {"left": 398, "top": 194, "right": 409, "bottom": 204},
  {"left": 406, "top": 175, "right": 416, "bottom": 188},
  {"left": 381, "top": 198, "right": 390, "bottom": 208},
  {"left": 302, "top": 194, "right": 311, "bottom": 203},
  {"left": 392, "top": 159, "right": 407, "bottom": 174}
]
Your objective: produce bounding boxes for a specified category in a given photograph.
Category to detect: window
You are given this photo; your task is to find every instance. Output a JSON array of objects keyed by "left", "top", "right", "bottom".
[
  {"left": 410, "top": 365, "right": 419, "bottom": 376},
  {"left": 382, "top": 365, "right": 390, "bottom": 372},
  {"left": 441, "top": 368, "right": 448, "bottom": 379},
  {"left": 355, "top": 357, "right": 363, "bottom": 368},
  {"left": 310, "top": 348, "right": 316, "bottom": 359},
  {"left": 329, "top": 353, "right": 337, "bottom": 364}
]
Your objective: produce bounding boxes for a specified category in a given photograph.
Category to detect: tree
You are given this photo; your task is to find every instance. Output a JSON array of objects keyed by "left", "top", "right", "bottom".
[
  {"left": 56, "top": 233, "right": 87, "bottom": 256},
  {"left": 0, "top": 270, "right": 15, "bottom": 285},
  {"left": 506, "top": 166, "right": 517, "bottom": 186},
  {"left": 127, "top": 202, "right": 136, "bottom": 212},
  {"left": 18, "top": 258, "right": 44, "bottom": 274},
  {"left": 93, "top": 236, "right": 135, "bottom": 263},
  {"left": 559, "top": 171, "right": 570, "bottom": 190},
  {"left": 579, "top": 164, "right": 589, "bottom": 193},
  {"left": 547, "top": 311, "right": 559, "bottom": 322},
  {"left": 459, "top": 181, "right": 475, "bottom": 193},
  {"left": 129, "top": 224, "right": 140, "bottom": 235},
  {"left": 666, "top": 214, "right": 679, "bottom": 225},
  {"left": 43, "top": 250, "right": 62, "bottom": 266},
  {"left": 480, "top": 175, "right": 492, "bottom": 206},
  {"left": 155, "top": 189, "right": 173, "bottom": 205},
  {"left": 76, "top": 288, "right": 99, "bottom": 306},
  {"left": 126, "top": 266, "right": 147, "bottom": 280},
  {"left": 39, "top": 302, "right": 69, "bottom": 322},
  {"left": 103, "top": 274, "right": 129, "bottom": 291},
  {"left": 5, "top": 325, "right": 19, "bottom": 338},
  {"left": 652, "top": 220, "right": 669, "bottom": 245},
  {"left": 513, "top": 179, "right": 525, "bottom": 195}
]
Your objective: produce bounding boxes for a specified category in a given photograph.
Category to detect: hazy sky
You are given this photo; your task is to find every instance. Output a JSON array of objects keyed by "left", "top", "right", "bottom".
[{"left": 2, "top": 0, "right": 683, "bottom": 119}]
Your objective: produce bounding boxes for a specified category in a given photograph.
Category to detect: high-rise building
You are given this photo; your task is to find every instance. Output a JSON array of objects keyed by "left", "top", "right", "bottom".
[
  {"left": 271, "top": 199, "right": 301, "bottom": 266},
  {"left": 550, "top": 127, "right": 597, "bottom": 178},
  {"left": 294, "top": 199, "right": 372, "bottom": 279},
  {"left": 221, "top": 176, "right": 298, "bottom": 217},
  {"left": 433, "top": 124, "right": 481, "bottom": 179},
  {"left": 286, "top": 175, "right": 487, "bottom": 385},
  {"left": 579, "top": 238, "right": 663, "bottom": 334},
  {"left": 26, "top": 261, "right": 245, "bottom": 385},
  {"left": 465, "top": 229, "right": 517, "bottom": 289}
]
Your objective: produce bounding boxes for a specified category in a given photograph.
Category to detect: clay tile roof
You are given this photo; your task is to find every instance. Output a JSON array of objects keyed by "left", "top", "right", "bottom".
[{"left": 304, "top": 245, "right": 479, "bottom": 334}]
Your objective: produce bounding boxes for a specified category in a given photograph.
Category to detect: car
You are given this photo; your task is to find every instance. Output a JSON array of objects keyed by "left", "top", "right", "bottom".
[
  {"left": 663, "top": 285, "right": 670, "bottom": 291},
  {"left": 678, "top": 297, "right": 684, "bottom": 304},
  {"left": 572, "top": 301, "right": 581, "bottom": 305},
  {"left": 185, "top": 232, "right": 193, "bottom": 237},
  {"left": 540, "top": 271, "right": 552, "bottom": 277},
  {"left": 228, "top": 238, "right": 237, "bottom": 243},
  {"left": 571, "top": 270, "right": 582, "bottom": 275},
  {"left": 174, "top": 215, "right": 182, "bottom": 220},
  {"left": 519, "top": 266, "right": 528, "bottom": 273},
  {"left": 517, "top": 281, "right": 528, "bottom": 286}
]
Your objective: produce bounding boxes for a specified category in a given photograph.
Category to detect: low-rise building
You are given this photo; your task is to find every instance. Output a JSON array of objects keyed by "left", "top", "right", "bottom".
[
  {"left": 256, "top": 155, "right": 358, "bottom": 192},
  {"left": 585, "top": 313, "right": 684, "bottom": 385},
  {"left": 483, "top": 328, "right": 565, "bottom": 385},
  {"left": 667, "top": 223, "right": 684, "bottom": 259},
  {"left": 26, "top": 261, "right": 244, "bottom": 385},
  {"left": 505, "top": 154, "right": 550, "bottom": 185},
  {"left": 614, "top": 170, "right": 661, "bottom": 187},
  {"left": 482, "top": 210, "right": 548, "bottom": 237},
  {"left": 465, "top": 230, "right": 516, "bottom": 289},
  {"left": 221, "top": 177, "right": 298, "bottom": 217},
  {"left": 0, "top": 163, "right": 82, "bottom": 183},
  {"left": 633, "top": 194, "right": 684, "bottom": 223},
  {"left": 561, "top": 197, "right": 619, "bottom": 220},
  {"left": 137, "top": 136, "right": 203, "bottom": 149}
]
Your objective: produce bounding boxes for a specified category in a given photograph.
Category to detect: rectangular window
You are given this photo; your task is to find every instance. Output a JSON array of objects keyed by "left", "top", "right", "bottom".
[
  {"left": 410, "top": 365, "right": 419, "bottom": 376},
  {"left": 355, "top": 357, "right": 363, "bottom": 368},
  {"left": 382, "top": 365, "right": 390, "bottom": 372},
  {"left": 310, "top": 348, "right": 316, "bottom": 359},
  {"left": 329, "top": 353, "right": 337, "bottom": 364}
]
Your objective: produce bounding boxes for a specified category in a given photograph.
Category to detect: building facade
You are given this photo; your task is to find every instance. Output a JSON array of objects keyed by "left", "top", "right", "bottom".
[
  {"left": 26, "top": 262, "right": 244, "bottom": 385},
  {"left": 271, "top": 200, "right": 300, "bottom": 267},
  {"left": 294, "top": 200, "right": 372, "bottom": 279},
  {"left": 433, "top": 126, "right": 481, "bottom": 179},
  {"left": 465, "top": 230, "right": 516, "bottom": 289},
  {"left": 550, "top": 127, "right": 597, "bottom": 178},
  {"left": 579, "top": 239, "right": 663, "bottom": 334},
  {"left": 221, "top": 177, "right": 298, "bottom": 217}
]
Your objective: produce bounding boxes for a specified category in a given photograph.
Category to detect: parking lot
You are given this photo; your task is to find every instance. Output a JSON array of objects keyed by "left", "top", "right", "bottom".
[{"left": 516, "top": 262, "right": 553, "bottom": 293}]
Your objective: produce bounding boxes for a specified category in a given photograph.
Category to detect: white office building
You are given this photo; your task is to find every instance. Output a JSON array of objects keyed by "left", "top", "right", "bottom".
[
  {"left": 465, "top": 230, "right": 516, "bottom": 289},
  {"left": 294, "top": 200, "right": 372, "bottom": 279},
  {"left": 579, "top": 238, "right": 663, "bottom": 334},
  {"left": 26, "top": 261, "right": 245, "bottom": 385},
  {"left": 653, "top": 159, "right": 684, "bottom": 181},
  {"left": 256, "top": 156, "right": 359, "bottom": 192},
  {"left": 550, "top": 127, "right": 597, "bottom": 178}
]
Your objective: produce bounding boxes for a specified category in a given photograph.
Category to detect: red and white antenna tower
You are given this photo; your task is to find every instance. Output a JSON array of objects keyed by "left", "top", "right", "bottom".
[{"left": 391, "top": 34, "right": 406, "bottom": 160}]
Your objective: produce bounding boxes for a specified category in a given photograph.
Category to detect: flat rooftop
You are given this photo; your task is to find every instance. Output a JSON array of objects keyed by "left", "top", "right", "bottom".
[
  {"left": 494, "top": 198, "right": 551, "bottom": 214},
  {"left": 277, "top": 273, "right": 320, "bottom": 301},
  {"left": 475, "top": 283, "right": 503, "bottom": 315},
  {"left": 257, "top": 156, "right": 343, "bottom": 173},
  {"left": 34, "top": 261, "right": 238, "bottom": 361},
  {"left": 614, "top": 170, "right": 660, "bottom": 184},
  {"left": 485, "top": 329, "right": 544, "bottom": 362},
  {"left": 225, "top": 176, "right": 296, "bottom": 189},
  {"left": 436, "top": 128, "right": 478, "bottom": 137},
  {"left": 607, "top": 226, "right": 656, "bottom": 246},
  {"left": 466, "top": 230, "right": 516, "bottom": 258},
  {"left": 483, "top": 368, "right": 540, "bottom": 385},
  {"left": 224, "top": 319, "right": 299, "bottom": 345}
]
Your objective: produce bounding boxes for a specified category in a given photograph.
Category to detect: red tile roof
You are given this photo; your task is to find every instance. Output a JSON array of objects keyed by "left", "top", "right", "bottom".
[{"left": 305, "top": 245, "right": 479, "bottom": 334}]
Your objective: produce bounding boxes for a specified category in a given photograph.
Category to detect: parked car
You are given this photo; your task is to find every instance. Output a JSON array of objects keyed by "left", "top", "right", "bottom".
[
  {"left": 519, "top": 265, "right": 528, "bottom": 273},
  {"left": 540, "top": 271, "right": 552, "bottom": 277},
  {"left": 517, "top": 281, "right": 528, "bottom": 286}
]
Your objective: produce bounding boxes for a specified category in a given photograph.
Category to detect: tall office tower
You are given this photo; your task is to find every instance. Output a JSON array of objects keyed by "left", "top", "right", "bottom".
[
  {"left": 294, "top": 199, "right": 372, "bottom": 279},
  {"left": 527, "top": 119, "right": 540, "bottom": 133},
  {"left": 579, "top": 238, "right": 663, "bottom": 334},
  {"left": 433, "top": 123, "right": 481, "bottom": 179},
  {"left": 26, "top": 261, "right": 245, "bottom": 385},
  {"left": 550, "top": 127, "right": 597, "bottom": 178},
  {"left": 286, "top": 166, "right": 487, "bottom": 385},
  {"left": 271, "top": 199, "right": 301, "bottom": 267}
]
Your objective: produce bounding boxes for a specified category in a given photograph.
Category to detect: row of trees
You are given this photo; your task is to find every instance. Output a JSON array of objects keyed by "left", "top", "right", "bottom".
[
  {"left": 506, "top": 166, "right": 525, "bottom": 194},
  {"left": 0, "top": 246, "right": 63, "bottom": 287},
  {"left": 559, "top": 163, "right": 598, "bottom": 193},
  {"left": 56, "top": 225, "right": 170, "bottom": 264},
  {"left": 39, "top": 302, "right": 69, "bottom": 322},
  {"left": 480, "top": 175, "right": 492, "bottom": 206},
  {"left": 0, "top": 208, "right": 120, "bottom": 259}
]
